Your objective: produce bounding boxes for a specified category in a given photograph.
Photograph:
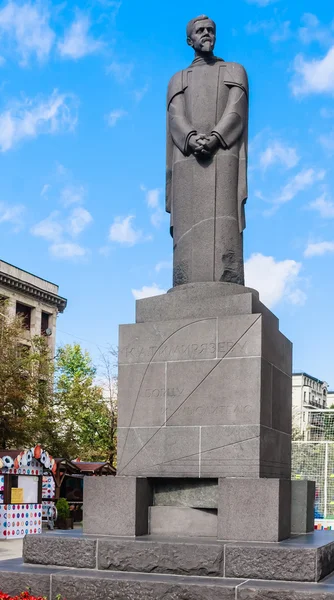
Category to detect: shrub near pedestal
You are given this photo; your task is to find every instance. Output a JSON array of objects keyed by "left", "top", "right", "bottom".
[{"left": 55, "top": 498, "right": 73, "bottom": 530}]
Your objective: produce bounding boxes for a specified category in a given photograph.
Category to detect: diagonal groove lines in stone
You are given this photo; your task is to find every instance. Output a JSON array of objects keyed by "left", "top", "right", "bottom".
[
  {"left": 118, "top": 314, "right": 262, "bottom": 474},
  {"left": 117, "top": 317, "right": 217, "bottom": 470}
]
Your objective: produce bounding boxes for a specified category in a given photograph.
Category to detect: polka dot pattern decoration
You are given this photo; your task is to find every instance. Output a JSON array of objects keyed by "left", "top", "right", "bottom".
[{"left": 0, "top": 504, "right": 42, "bottom": 538}]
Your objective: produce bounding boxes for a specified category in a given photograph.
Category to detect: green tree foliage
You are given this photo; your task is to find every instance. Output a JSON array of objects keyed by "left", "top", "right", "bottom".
[
  {"left": 0, "top": 302, "right": 117, "bottom": 464},
  {"left": 52, "top": 343, "right": 117, "bottom": 464},
  {"left": 0, "top": 303, "right": 52, "bottom": 449}
]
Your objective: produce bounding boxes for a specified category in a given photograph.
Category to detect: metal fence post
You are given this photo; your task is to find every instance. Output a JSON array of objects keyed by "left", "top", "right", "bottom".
[{"left": 324, "top": 442, "right": 329, "bottom": 519}]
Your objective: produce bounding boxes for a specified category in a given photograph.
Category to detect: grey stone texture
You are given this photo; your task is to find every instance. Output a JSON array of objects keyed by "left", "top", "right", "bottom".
[
  {"left": 83, "top": 476, "right": 152, "bottom": 536},
  {"left": 166, "top": 17, "right": 248, "bottom": 286},
  {"left": 153, "top": 478, "right": 218, "bottom": 508},
  {"left": 51, "top": 572, "right": 237, "bottom": 600},
  {"left": 237, "top": 580, "right": 334, "bottom": 599},
  {"left": 291, "top": 480, "right": 315, "bottom": 534},
  {"left": 225, "top": 545, "right": 318, "bottom": 582},
  {"left": 135, "top": 283, "right": 278, "bottom": 328},
  {"left": 24, "top": 534, "right": 96, "bottom": 568},
  {"left": 149, "top": 506, "right": 217, "bottom": 537},
  {"left": 0, "top": 570, "right": 50, "bottom": 598},
  {"left": 218, "top": 478, "right": 291, "bottom": 542},
  {"left": 117, "top": 292, "right": 292, "bottom": 482},
  {"left": 98, "top": 537, "right": 225, "bottom": 576}
]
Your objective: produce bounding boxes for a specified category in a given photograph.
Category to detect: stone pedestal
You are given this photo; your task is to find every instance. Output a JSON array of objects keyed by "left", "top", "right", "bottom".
[
  {"left": 83, "top": 476, "right": 152, "bottom": 536},
  {"left": 218, "top": 478, "right": 291, "bottom": 542},
  {"left": 291, "top": 480, "right": 315, "bottom": 534},
  {"left": 117, "top": 284, "right": 292, "bottom": 484},
  {"left": 81, "top": 282, "right": 314, "bottom": 542}
]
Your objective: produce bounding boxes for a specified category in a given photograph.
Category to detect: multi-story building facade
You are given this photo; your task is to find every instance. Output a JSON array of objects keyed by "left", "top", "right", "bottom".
[
  {"left": 0, "top": 259, "right": 67, "bottom": 355},
  {"left": 292, "top": 372, "right": 329, "bottom": 440}
]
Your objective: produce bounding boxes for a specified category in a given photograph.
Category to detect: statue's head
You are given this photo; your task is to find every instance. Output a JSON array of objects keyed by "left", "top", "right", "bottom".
[{"left": 186, "top": 15, "right": 216, "bottom": 54}]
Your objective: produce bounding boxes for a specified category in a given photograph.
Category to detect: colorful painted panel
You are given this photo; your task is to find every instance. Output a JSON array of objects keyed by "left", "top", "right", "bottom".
[
  {"left": 42, "top": 475, "right": 55, "bottom": 499},
  {"left": 0, "top": 504, "right": 42, "bottom": 539},
  {"left": 0, "top": 475, "right": 4, "bottom": 504}
]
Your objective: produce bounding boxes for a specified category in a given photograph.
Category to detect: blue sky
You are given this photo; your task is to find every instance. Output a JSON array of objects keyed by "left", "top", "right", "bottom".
[{"left": 0, "top": 0, "right": 334, "bottom": 384}]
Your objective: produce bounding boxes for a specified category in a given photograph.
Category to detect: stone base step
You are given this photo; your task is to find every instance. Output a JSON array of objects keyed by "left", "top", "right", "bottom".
[
  {"left": 2, "top": 558, "right": 334, "bottom": 600},
  {"left": 23, "top": 531, "right": 334, "bottom": 583}
]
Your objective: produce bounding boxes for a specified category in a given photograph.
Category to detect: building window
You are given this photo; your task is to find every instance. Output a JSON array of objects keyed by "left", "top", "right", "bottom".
[
  {"left": 16, "top": 302, "right": 32, "bottom": 330},
  {"left": 303, "top": 391, "right": 306, "bottom": 403},
  {"left": 41, "top": 312, "right": 50, "bottom": 336}
]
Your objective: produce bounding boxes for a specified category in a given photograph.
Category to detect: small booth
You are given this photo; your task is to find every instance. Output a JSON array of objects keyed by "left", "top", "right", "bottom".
[{"left": 0, "top": 446, "right": 56, "bottom": 539}]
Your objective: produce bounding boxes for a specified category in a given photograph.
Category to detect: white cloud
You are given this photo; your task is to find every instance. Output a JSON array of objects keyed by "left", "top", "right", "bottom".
[
  {"left": 66, "top": 207, "right": 93, "bottom": 236},
  {"left": 0, "top": 1, "right": 55, "bottom": 66},
  {"left": 0, "top": 201, "right": 24, "bottom": 230},
  {"left": 245, "top": 253, "right": 306, "bottom": 308},
  {"left": 58, "top": 14, "right": 103, "bottom": 60},
  {"left": 298, "top": 13, "right": 334, "bottom": 47},
  {"left": 155, "top": 260, "right": 172, "bottom": 272},
  {"left": 292, "top": 47, "right": 334, "bottom": 96},
  {"left": 260, "top": 141, "right": 299, "bottom": 171},
  {"left": 245, "top": 20, "right": 274, "bottom": 35},
  {"left": 31, "top": 207, "right": 92, "bottom": 243},
  {"left": 134, "top": 84, "right": 149, "bottom": 103},
  {"left": 320, "top": 108, "right": 334, "bottom": 118},
  {"left": 270, "top": 21, "right": 291, "bottom": 43},
  {"left": 0, "top": 90, "right": 77, "bottom": 152},
  {"left": 40, "top": 184, "right": 50, "bottom": 197},
  {"left": 308, "top": 193, "right": 334, "bottom": 218},
  {"left": 246, "top": 0, "right": 277, "bottom": 5},
  {"left": 50, "top": 242, "right": 87, "bottom": 259},
  {"left": 272, "top": 168, "right": 326, "bottom": 208},
  {"left": 107, "top": 61, "right": 133, "bottom": 83},
  {"left": 61, "top": 185, "right": 85, "bottom": 206},
  {"left": 319, "top": 131, "right": 334, "bottom": 152},
  {"left": 304, "top": 241, "right": 334, "bottom": 257},
  {"left": 140, "top": 185, "right": 164, "bottom": 228},
  {"left": 109, "top": 215, "right": 147, "bottom": 246},
  {"left": 131, "top": 284, "right": 166, "bottom": 300},
  {"left": 31, "top": 211, "right": 63, "bottom": 242},
  {"left": 106, "top": 109, "right": 127, "bottom": 127}
]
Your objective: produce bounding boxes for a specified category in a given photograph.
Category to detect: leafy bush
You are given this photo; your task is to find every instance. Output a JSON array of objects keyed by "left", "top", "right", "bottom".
[{"left": 56, "top": 498, "right": 70, "bottom": 519}]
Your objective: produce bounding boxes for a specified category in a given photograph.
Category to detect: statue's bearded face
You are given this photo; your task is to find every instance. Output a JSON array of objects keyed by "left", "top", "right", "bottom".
[{"left": 188, "top": 20, "right": 216, "bottom": 53}]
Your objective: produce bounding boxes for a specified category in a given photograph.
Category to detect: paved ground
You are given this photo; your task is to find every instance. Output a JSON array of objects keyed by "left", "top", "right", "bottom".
[{"left": 0, "top": 539, "right": 23, "bottom": 561}]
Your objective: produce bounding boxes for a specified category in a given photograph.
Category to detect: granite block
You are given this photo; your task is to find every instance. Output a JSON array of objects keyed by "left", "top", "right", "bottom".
[
  {"left": 52, "top": 572, "right": 237, "bottom": 600},
  {"left": 317, "top": 541, "right": 334, "bottom": 581},
  {"left": 237, "top": 580, "right": 334, "bottom": 599},
  {"left": 260, "top": 359, "right": 272, "bottom": 428},
  {"left": 98, "top": 538, "right": 224, "bottom": 576},
  {"left": 24, "top": 534, "right": 96, "bottom": 568},
  {"left": 165, "top": 357, "right": 262, "bottom": 427},
  {"left": 291, "top": 480, "right": 315, "bottom": 534},
  {"left": 200, "top": 425, "right": 261, "bottom": 478},
  {"left": 149, "top": 506, "right": 217, "bottom": 537},
  {"left": 135, "top": 282, "right": 279, "bottom": 326},
  {"left": 225, "top": 545, "right": 317, "bottom": 581},
  {"left": 83, "top": 476, "right": 152, "bottom": 536},
  {"left": 119, "top": 318, "right": 217, "bottom": 365},
  {"left": 272, "top": 367, "right": 292, "bottom": 435},
  {"left": 262, "top": 322, "right": 292, "bottom": 378},
  {"left": 118, "top": 362, "right": 166, "bottom": 428},
  {"left": 153, "top": 478, "right": 218, "bottom": 508},
  {"left": 260, "top": 426, "right": 291, "bottom": 479},
  {"left": 117, "top": 426, "right": 200, "bottom": 477},
  {"left": 0, "top": 571, "right": 50, "bottom": 598},
  {"left": 218, "top": 478, "right": 291, "bottom": 542},
  {"left": 217, "top": 314, "right": 261, "bottom": 359}
]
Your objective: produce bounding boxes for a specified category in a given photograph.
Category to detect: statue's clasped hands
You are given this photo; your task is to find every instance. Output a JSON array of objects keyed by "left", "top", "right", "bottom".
[{"left": 189, "top": 133, "right": 220, "bottom": 158}]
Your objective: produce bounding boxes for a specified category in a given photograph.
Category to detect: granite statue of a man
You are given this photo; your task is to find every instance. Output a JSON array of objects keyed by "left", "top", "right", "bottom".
[{"left": 166, "top": 16, "right": 248, "bottom": 286}]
